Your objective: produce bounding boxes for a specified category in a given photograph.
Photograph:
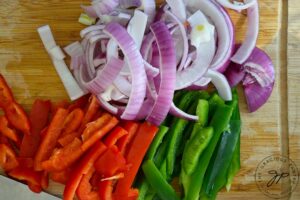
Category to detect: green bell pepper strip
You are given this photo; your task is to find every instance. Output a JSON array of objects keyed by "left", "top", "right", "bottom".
[
  {"left": 146, "top": 126, "right": 169, "bottom": 160},
  {"left": 196, "top": 99, "right": 209, "bottom": 128},
  {"left": 182, "top": 126, "right": 214, "bottom": 175},
  {"left": 208, "top": 93, "right": 225, "bottom": 119},
  {"left": 202, "top": 119, "right": 241, "bottom": 197},
  {"left": 137, "top": 181, "right": 149, "bottom": 200},
  {"left": 185, "top": 104, "right": 233, "bottom": 200},
  {"left": 142, "top": 160, "right": 180, "bottom": 200}
]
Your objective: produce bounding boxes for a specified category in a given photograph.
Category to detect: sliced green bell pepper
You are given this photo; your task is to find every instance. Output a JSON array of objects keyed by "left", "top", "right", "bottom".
[{"left": 142, "top": 160, "right": 180, "bottom": 200}]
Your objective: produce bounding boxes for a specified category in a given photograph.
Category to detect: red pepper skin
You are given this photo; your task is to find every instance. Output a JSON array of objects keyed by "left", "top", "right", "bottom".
[
  {"left": 76, "top": 167, "right": 100, "bottom": 200},
  {"left": 50, "top": 168, "right": 71, "bottom": 184},
  {"left": 116, "top": 122, "right": 139, "bottom": 155},
  {"left": 20, "top": 99, "right": 51, "bottom": 158},
  {"left": 0, "top": 74, "right": 14, "bottom": 107},
  {"left": 61, "top": 108, "right": 84, "bottom": 136},
  {"left": 41, "top": 171, "right": 49, "bottom": 190},
  {"left": 4, "top": 102, "right": 31, "bottom": 135},
  {"left": 34, "top": 108, "right": 68, "bottom": 171},
  {"left": 0, "top": 115, "right": 21, "bottom": 144},
  {"left": 67, "top": 94, "right": 90, "bottom": 112},
  {"left": 17, "top": 157, "right": 34, "bottom": 168},
  {"left": 98, "top": 180, "right": 113, "bottom": 200},
  {"left": 42, "top": 138, "right": 83, "bottom": 172},
  {"left": 114, "top": 122, "right": 158, "bottom": 198},
  {"left": 8, "top": 167, "right": 42, "bottom": 193},
  {"left": 0, "top": 143, "right": 19, "bottom": 172},
  {"left": 28, "top": 182, "right": 42, "bottom": 193},
  {"left": 94, "top": 146, "right": 127, "bottom": 177},
  {"left": 63, "top": 142, "right": 107, "bottom": 200},
  {"left": 81, "top": 116, "right": 118, "bottom": 151},
  {"left": 104, "top": 127, "right": 128, "bottom": 147}
]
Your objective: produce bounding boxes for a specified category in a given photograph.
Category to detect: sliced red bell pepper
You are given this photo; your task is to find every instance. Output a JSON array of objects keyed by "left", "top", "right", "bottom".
[
  {"left": 34, "top": 108, "right": 68, "bottom": 171},
  {"left": 116, "top": 122, "right": 139, "bottom": 155},
  {"left": 20, "top": 99, "right": 51, "bottom": 158},
  {"left": 94, "top": 145, "right": 127, "bottom": 177},
  {"left": 4, "top": 102, "right": 31, "bottom": 135},
  {"left": 58, "top": 132, "right": 78, "bottom": 147},
  {"left": 98, "top": 180, "right": 113, "bottom": 200},
  {"left": 57, "top": 96, "right": 101, "bottom": 146},
  {"left": 0, "top": 115, "right": 21, "bottom": 145},
  {"left": 28, "top": 182, "right": 42, "bottom": 193},
  {"left": 114, "top": 122, "right": 158, "bottom": 197},
  {"left": 67, "top": 94, "right": 90, "bottom": 112},
  {"left": 8, "top": 166, "right": 42, "bottom": 193},
  {"left": 42, "top": 138, "right": 83, "bottom": 172},
  {"left": 17, "top": 157, "right": 34, "bottom": 168},
  {"left": 81, "top": 113, "right": 112, "bottom": 142},
  {"left": 81, "top": 116, "right": 118, "bottom": 151},
  {"left": 104, "top": 126, "right": 128, "bottom": 147},
  {"left": 128, "top": 188, "right": 139, "bottom": 200},
  {"left": 0, "top": 143, "right": 19, "bottom": 171},
  {"left": 41, "top": 171, "right": 49, "bottom": 190},
  {"left": 0, "top": 74, "right": 14, "bottom": 107},
  {"left": 76, "top": 167, "right": 100, "bottom": 200},
  {"left": 61, "top": 108, "right": 84, "bottom": 136},
  {"left": 50, "top": 168, "right": 71, "bottom": 184},
  {"left": 64, "top": 141, "right": 107, "bottom": 200}
]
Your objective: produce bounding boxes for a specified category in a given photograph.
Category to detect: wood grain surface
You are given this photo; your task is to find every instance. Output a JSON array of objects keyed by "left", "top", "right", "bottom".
[{"left": 0, "top": 0, "right": 299, "bottom": 199}]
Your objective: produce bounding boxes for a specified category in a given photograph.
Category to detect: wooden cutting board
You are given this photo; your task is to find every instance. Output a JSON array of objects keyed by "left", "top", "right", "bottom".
[{"left": 0, "top": 0, "right": 299, "bottom": 199}]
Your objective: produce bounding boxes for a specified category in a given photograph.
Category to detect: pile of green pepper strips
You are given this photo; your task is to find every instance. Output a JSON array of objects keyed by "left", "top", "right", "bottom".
[{"left": 137, "top": 89, "right": 241, "bottom": 200}]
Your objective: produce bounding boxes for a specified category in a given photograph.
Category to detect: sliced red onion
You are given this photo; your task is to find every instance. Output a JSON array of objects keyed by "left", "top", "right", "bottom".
[
  {"left": 97, "top": 94, "right": 118, "bottom": 114},
  {"left": 224, "top": 62, "right": 246, "bottom": 87},
  {"left": 169, "top": 103, "right": 198, "bottom": 121},
  {"left": 113, "top": 75, "right": 132, "bottom": 96},
  {"left": 165, "top": 10, "right": 188, "bottom": 72},
  {"left": 231, "top": 0, "right": 259, "bottom": 64},
  {"left": 94, "top": 58, "right": 107, "bottom": 67},
  {"left": 166, "top": 0, "right": 186, "bottom": 22},
  {"left": 85, "top": 57, "right": 124, "bottom": 94},
  {"left": 120, "top": 0, "right": 141, "bottom": 8},
  {"left": 92, "top": 0, "right": 120, "bottom": 17},
  {"left": 136, "top": 98, "right": 155, "bottom": 120},
  {"left": 99, "top": 12, "right": 132, "bottom": 25},
  {"left": 204, "top": 69, "right": 232, "bottom": 101},
  {"left": 187, "top": 0, "right": 235, "bottom": 73},
  {"left": 192, "top": 77, "right": 212, "bottom": 87},
  {"left": 146, "top": 21, "right": 176, "bottom": 125},
  {"left": 81, "top": 5, "right": 98, "bottom": 18},
  {"left": 80, "top": 25, "right": 105, "bottom": 38},
  {"left": 127, "top": 10, "right": 148, "bottom": 50},
  {"left": 139, "top": 0, "right": 156, "bottom": 25},
  {"left": 216, "top": 0, "right": 256, "bottom": 10},
  {"left": 104, "top": 22, "right": 147, "bottom": 120},
  {"left": 144, "top": 61, "right": 159, "bottom": 77},
  {"left": 38, "top": 25, "right": 86, "bottom": 101}
]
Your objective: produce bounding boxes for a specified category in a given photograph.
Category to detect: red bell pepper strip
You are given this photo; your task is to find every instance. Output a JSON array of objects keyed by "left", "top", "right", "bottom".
[
  {"left": 128, "top": 189, "right": 139, "bottom": 200},
  {"left": 81, "top": 113, "right": 112, "bottom": 142},
  {"left": 116, "top": 122, "right": 139, "bottom": 155},
  {"left": 50, "top": 168, "right": 71, "bottom": 184},
  {"left": 61, "top": 108, "right": 84, "bottom": 136},
  {"left": 104, "top": 126, "right": 128, "bottom": 147},
  {"left": 28, "top": 182, "right": 42, "bottom": 193},
  {"left": 67, "top": 94, "right": 90, "bottom": 112},
  {"left": 4, "top": 102, "right": 31, "bottom": 135},
  {"left": 76, "top": 167, "right": 100, "bottom": 200},
  {"left": 34, "top": 108, "right": 68, "bottom": 171},
  {"left": 98, "top": 180, "right": 113, "bottom": 200},
  {"left": 20, "top": 99, "right": 51, "bottom": 157},
  {"left": 0, "top": 74, "right": 14, "bottom": 107},
  {"left": 58, "top": 96, "right": 101, "bottom": 146},
  {"left": 41, "top": 171, "right": 49, "bottom": 190},
  {"left": 0, "top": 115, "right": 21, "bottom": 144},
  {"left": 8, "top": 167, "right": 42, "bottom": 193},
  {"left": 114, "top": 122, "right": 158, "bottom": 197},
  {"left": 17, "top": 157, "right": 34, "bottom": 168},
  {"left": 0, "top": 143, "right": 19, "bottom": 171},
  {"left": 42, "top": 138, "right": 83, "bottom": 172},
  {"left": 94, "top": 145, "right": 127, "bottom": 177},
  {"left": 58, "top": 132, "right": 78, "bottom": 147},
  {"left": 64, "top": 141, "right": 107, "bottom": 200},
  {"left": 81, "top": 116, "right": 118, "bottom": 151}
]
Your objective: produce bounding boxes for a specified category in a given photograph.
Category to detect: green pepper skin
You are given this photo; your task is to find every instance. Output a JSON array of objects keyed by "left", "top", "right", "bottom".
[
  {"left": 142, "top": 160, "right": 180, "bottom": 200},
  {"left": 185, "top": 104, "right": 233, "bottom": 200}
]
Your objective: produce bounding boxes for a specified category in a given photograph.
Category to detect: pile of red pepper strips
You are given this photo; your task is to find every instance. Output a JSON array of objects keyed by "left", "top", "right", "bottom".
[{"left": 0, "top": 74, "right": 159, "bottom": 200}]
